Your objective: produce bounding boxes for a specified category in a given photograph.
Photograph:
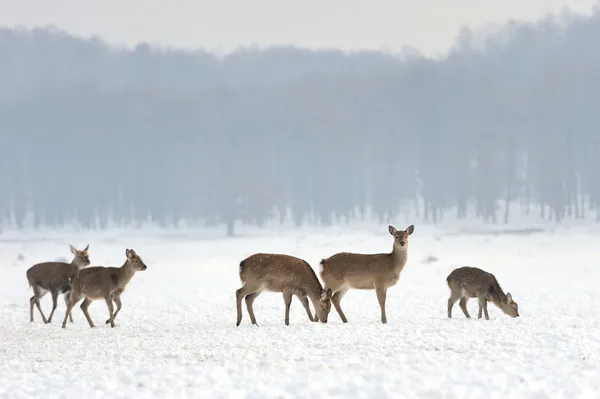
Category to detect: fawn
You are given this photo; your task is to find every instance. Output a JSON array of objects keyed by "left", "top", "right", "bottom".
[
  {"left": 320, "top": 224, "right": 414, "bottom": 324},
  {"left": 26, "top": 244, "right": 90, "bottom": 324},
  {"left": 62, "top": 248, "right": 147, "bottom": 328},
  {"left": 236, "top": 253, "right": 333, "bottom": 326},
  {"left": 446, "top": 266, "right": 519, "bottom": 320}
]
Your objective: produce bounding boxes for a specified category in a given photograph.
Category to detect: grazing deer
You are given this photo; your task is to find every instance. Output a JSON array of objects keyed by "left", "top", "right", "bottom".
[
  {"left": 446, "top": 266, "right": 519, "bottom": 320},
  {"left": 26, "top": 244, "right": 90, "bottom": 324},
  {"left": 61, "top": 248, "right": 147, "bottom": 328},
  {"left": 236, "top": 253, "right": 333, "bottom": 326},
  {"left": 320, "top": 224, "right": 414, "bottom": 324}
]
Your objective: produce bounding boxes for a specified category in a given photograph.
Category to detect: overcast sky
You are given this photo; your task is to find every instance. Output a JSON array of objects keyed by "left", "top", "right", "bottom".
[{"left": 1, "top": 0, "right": 597, "bottom": 56}]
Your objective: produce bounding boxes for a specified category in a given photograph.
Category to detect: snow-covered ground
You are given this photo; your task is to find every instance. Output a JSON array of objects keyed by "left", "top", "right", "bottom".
[{"left": 1, "top": 223, "right": 599, "bottom": 398}]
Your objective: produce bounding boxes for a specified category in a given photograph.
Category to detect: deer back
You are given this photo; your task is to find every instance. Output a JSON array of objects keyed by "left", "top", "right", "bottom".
[
  {"left": 70, "top": 266, "right": 120, "bottom": 299},
  {"left": 27, "top": 262, "right": 79, "bottom": 290},
  {"left": 240, "top": 253, "right": 323, "bottom": 296},
  {"left": 447, "top": 266, "right": 498, "bottom": 297},
  {"left": 321, "top": 251, "right": 408, "bottom": 288},
  {"left": 320, "top": 224, "right": 413, "bottom": 288}
]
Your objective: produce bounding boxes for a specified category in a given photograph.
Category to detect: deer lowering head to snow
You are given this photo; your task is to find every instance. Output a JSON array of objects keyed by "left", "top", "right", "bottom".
[
  {"left": 236, "top": 253, "right": 333, "bottom": 326},
  {"left": 319, "top": 224, "right": 414, "bottom": 324},
  {"left": 446, "top": 266, "right": 519, "bottom": 320},
  {"left": 26, "top": 244, "right": 90, "bottom": 324},
  {"left": 62, "top": 248, "right": 147, "bottom": 328}
]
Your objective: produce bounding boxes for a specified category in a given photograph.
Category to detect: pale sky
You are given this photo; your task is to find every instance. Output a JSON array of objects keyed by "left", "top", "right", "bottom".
[{"left": 1, "top": 0, "right": 598, "bottom": 56}]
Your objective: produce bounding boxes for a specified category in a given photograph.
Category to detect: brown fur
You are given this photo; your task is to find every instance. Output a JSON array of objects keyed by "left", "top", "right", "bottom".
[
  {"left": 62, "top": 248, "right": 147, "bottom": 328},
  {"left": 446, "top": 266, "right": 519, "bottom": 320},
  {"left": 320, "top": 224, "right": 414, "bottom": 324},
  {"left": 235, "top": 253, "right": 332, "bottom": 326},
  {"left": 26, "top": 244, "right": 90, "bottom": 324}
]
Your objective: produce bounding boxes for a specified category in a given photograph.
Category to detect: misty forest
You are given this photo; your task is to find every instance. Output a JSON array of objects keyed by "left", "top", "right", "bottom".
[{"left": 1, "top": 9, "right": 600, "bottom": 235}]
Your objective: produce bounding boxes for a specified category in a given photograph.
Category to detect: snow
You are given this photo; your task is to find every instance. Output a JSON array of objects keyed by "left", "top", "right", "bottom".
[{"left": 1, "top": 223, "right": 599, "bottom": 398}]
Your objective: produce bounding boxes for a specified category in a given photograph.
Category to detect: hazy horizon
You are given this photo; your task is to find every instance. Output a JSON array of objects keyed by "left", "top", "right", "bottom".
[
  {"left": 3, "top": 2, "right": 600, "bottom": 235},
  {"left": 1, "top": 0, "right": 598, "bottom": 56}
]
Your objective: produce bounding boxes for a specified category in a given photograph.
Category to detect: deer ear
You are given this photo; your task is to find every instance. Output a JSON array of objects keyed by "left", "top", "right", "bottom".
[
  {"left": 388, "top": 225, "right": 397, "bottom": 235},
  {"left": 506, "top": 293, "right": 513, "bottom": 303},
  {"left": 125, "top": 249, "right": 132, "bottom": 258},
  {"left": 320, "top": 289, "right": 332, "bottom": 301},
  {"left": 406, "top": 225, "right": 414, "bottom": 235},
  {"left": 70, "top": 245, "right": 77, "bottom": 255},
  {"left": 83, "top": 244, "right": 89, "bottom": 253}
]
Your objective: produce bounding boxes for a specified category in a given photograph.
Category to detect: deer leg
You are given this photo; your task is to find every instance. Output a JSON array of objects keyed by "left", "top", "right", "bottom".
[
  {"left": 447, "top": 287, "right": 463, "bottom": 319},
  {"left": 62, "top": 291, "right": 82, "bottom": 329},
  {"left": 62, "top": 302, "right": 74, "bottom": 329},
  {"left": 477, "top": 303, "right": 483, "bottom": 319},
  {"left": 106, "top": 295, "right": 122, "bottom": 324},
  {"left": 447, "top": 294, "right": 459, "bottom": 318},
  {"left": 32, "top": 286, "right": 48, "bottom": 324},
  {"left": 282, "top": 288, "right": 294, "bottom": 326},
  {"left": 47, "top": 290, "right": 59, "bottom": 323},
  {"left": 236, "top": 284, "right": 260, "bottom": 327},
  {"left": 29, "top": 296, "right": 36, "bottom": 322},
  {"left": 478, "top": 296, "right": 490, "bottom": 320},
  {"left": 63, "top": 294, "right": 73, "bottom": 323},
  {"left": 459, "top": 297, "right": 471, "bottom": 318},
  {"left": 105, "top": 297, "right": 116, "bottom": 328},
  {"left": 296, "top": 294, "right": 314, "bottom": 322},
  {"left": 236, "top": 286, "right": 247, "bottom": 326},
  {"left": 331, "top": 287, "right": 349, "bottom": 323},
  {"left": 291, "top": 288, "right": 313, "bottom": 322},
  {"left": 80, "top": 298, "right": 96, "bottom": 328},
  {"left": 244, "top": 291, "right": 261, "bottom": 326},
  {"left": 29, "top": 282, "right": 39, "bottom": 322},
  {"left": 375, "top": 285, "right": 388, "bottom": 324}
]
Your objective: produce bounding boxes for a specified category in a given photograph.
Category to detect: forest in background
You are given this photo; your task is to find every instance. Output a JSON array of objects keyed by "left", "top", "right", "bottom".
[{"left": 1, "top": 8, "right": 600, "bottom": 235}]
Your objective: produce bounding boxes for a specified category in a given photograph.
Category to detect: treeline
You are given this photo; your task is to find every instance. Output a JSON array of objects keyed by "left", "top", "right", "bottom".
[{"left": 1, "top": 9, "right": 600, "bottom": 234}]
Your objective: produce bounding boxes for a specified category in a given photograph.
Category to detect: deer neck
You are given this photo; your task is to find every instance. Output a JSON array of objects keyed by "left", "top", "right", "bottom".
[
  {"left": 390, "top": 245, "right": 408, "bottom": 272},
  {"left": 305, "top": 284, "right": 323, "bottom": 303},
  {"left": 307, "top": 287, "right": 325, "bottom": 311},
  {"left": 300, "top": 277, "right": 325, "bottom": 307},
  {"left": 69, "top": 259, "right": 83, "bottom": 271},
  {"left": 118, "top": 260, "right": 137, "bottom": 286},
  {"left": 489, "top": 286, "right": 508, "bottom": 305}
]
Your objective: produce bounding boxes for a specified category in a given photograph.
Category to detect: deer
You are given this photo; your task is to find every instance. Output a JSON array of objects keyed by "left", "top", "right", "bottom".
[
  {"left": 26, "top": 244, "right": 91, "bottom": 324},
  {"left": 446, "top": 266, "right": 519, "bottom": 320},
  {"left": 61, "top": 248, "right": 147, "bottom": 329},
  {"left": 235, "top": 253, "right": 333, "bottom": 326},
  {"left": 319, "top": 224, "right": 414, "bottom": 324}
]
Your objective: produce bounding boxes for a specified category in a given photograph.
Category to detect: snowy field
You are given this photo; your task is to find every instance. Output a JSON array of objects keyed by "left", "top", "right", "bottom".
[{"left": 1, "top": 223, "right": 599, "bottom": 398}]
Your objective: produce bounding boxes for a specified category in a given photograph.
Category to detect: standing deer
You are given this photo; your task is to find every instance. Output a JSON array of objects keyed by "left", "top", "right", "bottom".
[
  {"left": 446, "top": 266, "right": 519, "bottom": 320},
  {"left": 62, "top": 248, "right": 147, "bottom": 329},
  {"left": 320, "top": 224, "right": 414, "bottom": 324},
  {"left": 235, "top": 253, "right": 333, "bottom": 326},
  {"left": 26, "top": 244, "right": 90, "bottom": 324}
]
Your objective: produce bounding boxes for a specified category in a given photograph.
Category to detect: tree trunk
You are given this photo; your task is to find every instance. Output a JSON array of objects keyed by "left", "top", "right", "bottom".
[{"left": 226, "top": 219, "right": 235, "bottom": 237}]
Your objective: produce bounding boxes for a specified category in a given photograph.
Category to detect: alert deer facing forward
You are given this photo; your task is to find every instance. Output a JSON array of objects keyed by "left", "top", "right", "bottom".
[
  {"left": 62, "top": 248, "right": 147, "bottom": 328},
  {"left": 26, "top": 244, "right": 91, "bottom": 324},
  {"left": 446, "top": 266, "right": 519, "bottom": 320},
  {"left": 320, "top": 224, "right": 414, "bottom": 324},
  {"left": 236, "top": 253, "right": 333, "bottom": 326}
]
